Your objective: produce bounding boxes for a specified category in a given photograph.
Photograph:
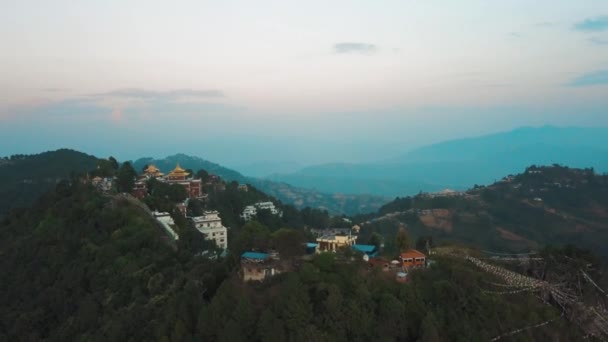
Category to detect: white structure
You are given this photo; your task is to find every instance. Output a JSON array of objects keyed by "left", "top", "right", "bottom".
[
  {"left": 153, "top": 211, "right": 179, "bottom": 241},
  {"left": 241, "top": 205, "right": 257, "bottom": 221},
  {"left": 192, "top": 211, "right": 228, "bottom": 249},
  {"left": 241, "top": 201, "right": 282, "bottom": 221}
]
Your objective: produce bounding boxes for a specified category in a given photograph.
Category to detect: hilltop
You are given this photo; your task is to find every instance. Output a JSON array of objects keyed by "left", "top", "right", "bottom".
[
  {"left": 132, "top": 154, "right": 387, "bottom": 215},
  {"left": 0, "top": 149, "right": 99, "bottom": 215},
  {"left": 355, "top": 165, "right": 608, "bottom": 257}
]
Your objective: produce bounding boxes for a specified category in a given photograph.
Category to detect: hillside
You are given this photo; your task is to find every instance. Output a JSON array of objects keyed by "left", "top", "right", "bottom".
[
  {"left": 0, "top": 149, "right": 100, "bottom": 215},
  {"left": 355, "top": 165, "right": 608, "bottom": 257},
  {"left": 132, "top": 154, "right": 387, "bottom": 215},
  {"left": 269, "top": 126, "right": 608, "bottom": 197},
  {"left": 0, "top": 180, "right": 589, "bottom": 340}
]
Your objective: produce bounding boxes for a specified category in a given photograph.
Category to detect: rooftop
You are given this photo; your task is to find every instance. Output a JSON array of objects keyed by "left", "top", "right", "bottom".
[
  {"left": 241, "top": 251, "right": 270, "bottom": 260},
  {"left": 353, "top": 244, "right": 377, "bottom": 253},
  {"left": 400, "top": 249, "right": 426, "bottom": 258}
]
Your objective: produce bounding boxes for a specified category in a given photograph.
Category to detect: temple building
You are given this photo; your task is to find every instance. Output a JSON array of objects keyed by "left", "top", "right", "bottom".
[
  {"left": 164, "top": 164, "right": 203, "bottom": 199},
  {"left": 132, "top": 181, "right": 148, "bottom": 199},
  {"left": 143, "top": 164, "right": 164, "bottom": 178}
]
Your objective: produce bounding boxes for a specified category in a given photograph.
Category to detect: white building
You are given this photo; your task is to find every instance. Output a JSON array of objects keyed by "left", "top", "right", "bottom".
[
  {"left": 241, "top": 201, "right": 282, "bottom": 221},
  {"left": 192, "top": 211, "right": 228, "bottom": 249},
  {"left": 153, "top": 211, "right": 179, "bottom": 241},
  {"left": 241, "top": 205, "right": 258, "bottom": 221}
]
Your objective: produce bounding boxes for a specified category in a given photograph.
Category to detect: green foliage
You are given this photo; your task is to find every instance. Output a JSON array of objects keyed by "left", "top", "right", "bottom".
[
  {"left": 0, "top": 149, "right": 99, "bottom": 215},
  {"left": 116, "top": 161, "right": 137, "bottom": 193},
  {"left": 395, "top": 226, "right": 411, "bottom": 252},
  {"left": 0, "top": 182, "right": 228, "bottom": 341}
]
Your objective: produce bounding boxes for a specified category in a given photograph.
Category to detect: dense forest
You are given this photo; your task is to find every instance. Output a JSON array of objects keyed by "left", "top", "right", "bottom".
[
  {"left": 0, "top": 149, "right": 99, "bottom": 215},
  {"left": 0, "top": 180, "right": 591, "bottom": 341},
  {"left": 2, "top": 153, "right": 608, "bottom": 340}
]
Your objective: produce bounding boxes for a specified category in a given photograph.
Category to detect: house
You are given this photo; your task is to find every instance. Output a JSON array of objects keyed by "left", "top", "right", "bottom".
[
  {"left": 191, "top": 211, "right": 228, "bottom": 249},
  {"left": 399, "top": 249, "right": 426, "bottom": 268},
  {"left": 241, "top": 205, "right": 257, "bottom": 221},
  {"left": 352, "top": 244, "right": 378, "bottom": 258},
  {"left": 241, "top": 252, "right": 282, "bottom": 282},
  {"left": 316, "top": 232, "right": 357, "bottom": 253},
  {"left": 241, "top": 201, "right": 282, "bottom": 221},
  {"left": 237, "top": 184, "right": 249, "bottom": 192}
]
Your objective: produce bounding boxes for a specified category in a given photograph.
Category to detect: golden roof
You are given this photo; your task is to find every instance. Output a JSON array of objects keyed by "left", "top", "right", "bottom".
[
  {"left": 145, "top": 164, "right": 161, "bottom": 173},
  {"left": 168, "top": 163, "right": 190, "bottom": 177}
]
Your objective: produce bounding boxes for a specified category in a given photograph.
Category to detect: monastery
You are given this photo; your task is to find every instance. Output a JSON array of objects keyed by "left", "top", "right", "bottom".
[{"left": 132, "top": 164, "right": 203, "bottom": 199}]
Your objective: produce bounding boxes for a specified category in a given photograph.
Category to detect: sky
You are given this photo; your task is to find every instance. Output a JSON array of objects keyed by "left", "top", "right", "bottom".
[{"left": 1, "top": 1, "right": 608, "bottom": 168}]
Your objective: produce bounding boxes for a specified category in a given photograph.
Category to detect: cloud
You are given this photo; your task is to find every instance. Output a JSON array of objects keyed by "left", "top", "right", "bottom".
[
  {"left": 589, "top": 37, "right": 608, "bottom": 45},
  {"left": 41, "top": 87, "right": 71, "bottom": 92},
  {"left": 333, "top": 42, "right": 377, "bottom": 54},
  {"left": 535, "top": 22, "right": 557, "bottom": 28},
  {"left": 568, "top": 70, "right": 608, "bottom": 87},
  {"left": 573, "top": 16, "right": 608, "bottom": 31},
  {"left": 509, "top": 32, "right": 523, "bottom": 38},
  {"left": 95, "top": 88, "right": 224, "bottom": 100}
]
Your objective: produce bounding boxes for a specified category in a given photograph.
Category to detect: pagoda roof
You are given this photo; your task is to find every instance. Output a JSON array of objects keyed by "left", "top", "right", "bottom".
[
  {"left": 168, "top": 163, "right": 190, "bottom": 177},
  {"left": 144, "top": 164, "right": 163, "bottom": 173}
]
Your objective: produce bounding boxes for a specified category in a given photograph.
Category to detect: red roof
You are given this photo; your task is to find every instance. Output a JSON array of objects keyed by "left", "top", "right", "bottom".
[{"left": 400, "top": 249, "right": 426, "bottom": 259}]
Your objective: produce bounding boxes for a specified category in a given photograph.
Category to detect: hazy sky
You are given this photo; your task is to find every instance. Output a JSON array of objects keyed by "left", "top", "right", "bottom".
[{"left": 1, "top": 1, "right": 607, "bottom": 166}]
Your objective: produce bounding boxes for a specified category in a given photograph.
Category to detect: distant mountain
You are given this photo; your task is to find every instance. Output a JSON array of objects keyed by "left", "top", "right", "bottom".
[
  {"left": 228, "top": 160, "right": 304, "bottom": 178},
  {"left": 354, "top": 165, "right": 608, "bottom": 257},
  {"left": 269, "top": 126, "right": 608, "bottom": 197},
  {"left": 131, "top": 154, "right": 387, "bottom": 215},
  {"left": 0, "top": 149, "right": 99, "bottom": 215}
]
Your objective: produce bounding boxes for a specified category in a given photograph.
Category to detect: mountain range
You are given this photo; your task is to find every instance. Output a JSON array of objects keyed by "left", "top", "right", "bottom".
[
  {"left": 266, "top": 126, "right": 608, "bottom": 197},
  {"left": 130, "top": 154, "right": 387, "bottom": 215}
]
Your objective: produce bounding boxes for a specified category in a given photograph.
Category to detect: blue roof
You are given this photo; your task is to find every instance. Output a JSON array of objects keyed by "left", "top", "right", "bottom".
[
  {"left": 241, "top": 251, "right": 269, "bottom": 260},
  {"left": 306, "top": 243, "right": 318, "bottom": 248},
  {"left": 353, "top": 244, "right": 377, "bottom": 253}
]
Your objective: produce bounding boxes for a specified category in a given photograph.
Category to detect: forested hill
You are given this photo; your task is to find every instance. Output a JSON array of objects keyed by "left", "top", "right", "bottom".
[
  {"left": 132, "top": 154, "right": 387, "bottom": 215},
  {"left": 355, "top": 165, "right": 608, "bottom": 257},
  {"left": 0, "top": 180, "right": 587, "bottom": 341},
  {"left": 0, "top": 149, "right": 99, "bottom": 215}
]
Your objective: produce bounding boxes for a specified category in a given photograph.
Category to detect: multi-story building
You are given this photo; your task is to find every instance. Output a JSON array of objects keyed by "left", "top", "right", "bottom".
[
  {"left": 241, "top": 205, "right": 257, "bottom": 221},
  {"left": 241, "top": 201, "right": 282, "bottom": 220},
  {"left": 164, "top": 164, "right": 202, "bottom": 199},
  {"left": 191, "top": 210, "right": 228, "bottom": 249},
  {"left": 316, "top": 232, "right": 357, "bottom": 253},
  {"left": 240, "top": 252, "right": 282, "bottom": 282}
]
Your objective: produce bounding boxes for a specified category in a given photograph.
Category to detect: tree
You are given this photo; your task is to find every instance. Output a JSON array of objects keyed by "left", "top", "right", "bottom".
[
  {"left": 116, "top": 162, "right": 137, "bottom": 193},
  {"left": 368, "top": 232, "right": 383, "bottom": 249},
  {"left": 196, "top": 169, "right": 209, "bottom": 182},
  {"left": 108, "top": 156, "right": 119, "bottom": 170},
  {"left": 271, "top": 228, "right": 305, "bottom": 259},
  {"left": 395, "top": 226, "right": 411, "bottom": 252}
]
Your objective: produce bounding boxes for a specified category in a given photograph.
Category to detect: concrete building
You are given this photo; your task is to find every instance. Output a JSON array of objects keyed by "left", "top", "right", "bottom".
[
  {"left": 241, "top": 251, "right": 282, "bottom": 282},
  {"left": 316, "top": 232, "right": 357, "bottom": 253},
  {"left": 399, "top": 249, "right": 426, "bottom": 268},
  {"left": 191, "top": 210, "right": 228, "bottom": 249},
  {"left": 241, "top": 205, "right": 257, "bottom": 221},
  {"left": 241, "top": 201, "right": 282, "bottom": 220}
]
